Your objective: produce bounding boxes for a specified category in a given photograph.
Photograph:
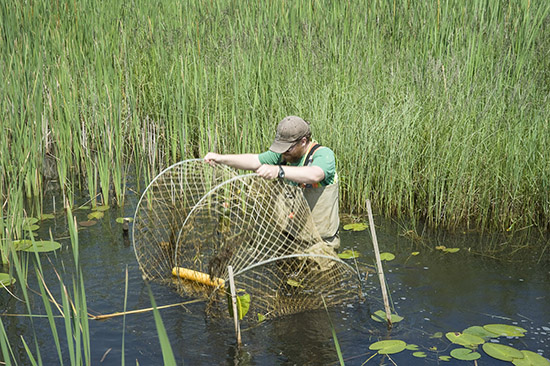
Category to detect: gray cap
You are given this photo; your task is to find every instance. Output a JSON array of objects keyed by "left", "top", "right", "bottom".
[{"left": 269, "top": 116, "right": 310, "bottom": 153}]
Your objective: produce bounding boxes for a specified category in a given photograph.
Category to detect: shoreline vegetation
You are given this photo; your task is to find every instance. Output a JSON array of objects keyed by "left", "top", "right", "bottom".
[{"left": 2, "top": 0, "right": 549, "bottom": 249}]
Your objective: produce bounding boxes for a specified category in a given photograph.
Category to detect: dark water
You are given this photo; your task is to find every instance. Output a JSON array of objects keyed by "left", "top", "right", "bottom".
[{"left": 2, "top": 189, "right": 549, "bottom": 365}]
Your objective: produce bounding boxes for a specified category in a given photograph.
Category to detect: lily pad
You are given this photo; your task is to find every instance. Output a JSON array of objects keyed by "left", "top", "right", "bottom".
[
  {"left": 512, "top": 350, "right": 550, "bottom": 366},
  {"left": 431, "top": 332, "right": 444, "bottom": 339},
  {"left": 369, "top": 340, "right": 407, "bottom": 354},
  {"left": 20, "top": 240, "right": 61, "bottom": 253},
  {"left": 406, "top": 344, "right": 420, "bottom": 351},
  {"left": 93, "top": 205, "right": 110, "bottom": 212},
  {"left": 343, "top": 223, "right": 368, "bottom": 231},
  {"left": 484, "top": 324, "right": 527, "bottom": 337},
  {"left": 380, "top": 252, "right": 395, "bottom": 261},
  {"left": 439, "top": 355, "right": 451, "bottom": 361},
  {"left": 88, "top": 211, "right": 104, "bottom": 220},
  {"left": 371, "top": 310, "right": 404, "bottom": 323},
  {"left": 411, "top": 251, "right": 420, "bottom": 256},
  {"left": 463, "top": 325, "right": 499, "bottom": 339},
  {"left": 40, "top": 213, "right": 55, "bottom": 220},
  {"left": 483, "top": 343, "right": 524, "bottom": 362},
  {"left": 445, "top": 332, "right": 485, "bottom": 347},
  {"left": 451, "top": 348, "right": 481, "bottom": 361},
  {"left": 338, "top": 249, "right": 361, "bottom": 259},
  {"left": 443, "top": 247, "right": 460, "bottom": 253},
  {"left": 413, "top": 351, "right": 427, "bottom": 358},
  {"left": 116, "top": 217, "right": 134, "bottom": 224},
  {"left": 286, "top": 279, "right": 304, "bottom": 288},
  {"left": 0, "top": 273, "right": 16, "bottom": 287}
]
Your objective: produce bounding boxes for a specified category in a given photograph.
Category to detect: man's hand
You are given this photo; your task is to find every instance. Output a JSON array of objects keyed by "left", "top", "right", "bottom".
[
  {"left": 203, "top": 152, "right": 221, "bottom": 166},
  {"left": 255, "top": 164, "right": 279, "bottom": 180}
]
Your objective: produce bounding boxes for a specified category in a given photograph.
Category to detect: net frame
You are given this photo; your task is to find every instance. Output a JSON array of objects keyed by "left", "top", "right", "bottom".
[{"left": 133, "top": 159, "right": 362, "bottom": 321}]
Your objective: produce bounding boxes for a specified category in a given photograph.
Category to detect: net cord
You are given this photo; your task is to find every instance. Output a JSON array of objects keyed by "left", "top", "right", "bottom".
[
  {"left": 132, "top": 158, "right": 204, "bottom": 273},
  {"left": 233, "top": 253, "right": 357, "bottom": 278},
  {"left": 172, "top": 170, "right": 258, "bottom": 266}
]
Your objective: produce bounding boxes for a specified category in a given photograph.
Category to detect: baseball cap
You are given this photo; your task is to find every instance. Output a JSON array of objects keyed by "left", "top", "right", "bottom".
[{"left": 269, "top": 116, "right": 310, "bottom": 153}]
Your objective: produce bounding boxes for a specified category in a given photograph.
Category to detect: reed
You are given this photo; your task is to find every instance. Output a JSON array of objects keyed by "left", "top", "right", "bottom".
[{"left": 1, "top": 0, "right": 549, "bottom": 260}]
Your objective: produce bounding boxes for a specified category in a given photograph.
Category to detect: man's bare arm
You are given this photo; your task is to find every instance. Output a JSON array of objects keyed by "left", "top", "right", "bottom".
[{"left": 204, "top": 152, "right": 261, "bottom": 171}]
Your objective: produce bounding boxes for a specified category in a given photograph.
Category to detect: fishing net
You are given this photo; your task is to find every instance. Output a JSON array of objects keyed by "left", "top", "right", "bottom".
[{"left": 133, "top": 159, "right": 361, "bottom": 322}]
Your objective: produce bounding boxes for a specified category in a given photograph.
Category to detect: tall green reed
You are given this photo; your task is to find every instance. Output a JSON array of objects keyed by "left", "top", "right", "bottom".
[{"left": 1, "top": 0, "right": 549, "bottom": 263}]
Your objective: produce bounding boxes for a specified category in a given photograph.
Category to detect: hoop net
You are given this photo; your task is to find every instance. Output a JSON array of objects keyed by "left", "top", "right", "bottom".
[{"left": 133, "top": 159, "right": 361, "bottom": 321}]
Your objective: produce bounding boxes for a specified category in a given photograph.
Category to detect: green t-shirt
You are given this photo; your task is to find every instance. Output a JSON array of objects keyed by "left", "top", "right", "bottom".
[{"left": 258, "top": 142, "right": 337, "bottom": 186}]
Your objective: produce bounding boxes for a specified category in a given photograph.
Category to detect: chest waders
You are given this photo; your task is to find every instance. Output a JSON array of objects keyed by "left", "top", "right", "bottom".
[{"left": 300, "top": 143, "right": 340, "bottom": 251}]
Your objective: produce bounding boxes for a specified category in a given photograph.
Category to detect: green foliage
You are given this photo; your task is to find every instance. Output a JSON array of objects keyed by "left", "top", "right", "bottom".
[
  {"left": 370, "top": 310, "right": 404, "bottom": 323},
  {"left": 483, "top": 343, "right": 525, "bottom": 362},
  {"left": 379, "top": 252, "right": 395, "bottom": 261},
  {"left": 343, "top": 223, "right": 368, "bottom": 232},
  {"left": 513, "top": 350, "right": 550, "bottom": 366},
  {"left": 450, "top": 348, "right": 481, "bottom": 361},
  {"left": 369, "top": 340, "right": 407, "bottom": 355},
  {"left": 338, "top": 249, "right": 361, "bottom": 259},
  {"left": 445, "top": 332, "right": 485, "bottom": 347},
  {"left": 484, "top": 324, "right": 527, "bottom": 337},
  {"left": 0, "top": 273, "right": 16, "bottom": 286}
]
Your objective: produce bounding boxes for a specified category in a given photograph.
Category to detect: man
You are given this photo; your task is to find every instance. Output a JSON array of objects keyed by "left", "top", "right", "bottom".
[{"left": 204, "top": 116, "right": 340, "bottom": 251}]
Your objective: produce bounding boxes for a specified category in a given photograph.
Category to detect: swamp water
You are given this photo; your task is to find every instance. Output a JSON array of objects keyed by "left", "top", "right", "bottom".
[{"left": 1, "top": 188, "right": 549, "bottom": 365}]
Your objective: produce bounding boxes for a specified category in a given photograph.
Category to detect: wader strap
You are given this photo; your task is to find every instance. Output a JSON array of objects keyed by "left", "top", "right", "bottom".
[{"left": 304, "top": 143, "right": 321, "bottom": 167}]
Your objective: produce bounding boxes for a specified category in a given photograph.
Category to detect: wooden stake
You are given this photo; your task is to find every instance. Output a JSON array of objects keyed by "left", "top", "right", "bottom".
[
  {"left": 366, "top": 199, "right": 393, "bottom": 329},
  {"left": 227, "top": 265, "right": 242, "bottom": 346}
]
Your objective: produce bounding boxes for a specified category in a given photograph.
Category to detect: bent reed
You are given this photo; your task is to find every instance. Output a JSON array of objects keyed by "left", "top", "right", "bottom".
[{"left": 1, "top": 0, "right": 549, "bottom": 249}]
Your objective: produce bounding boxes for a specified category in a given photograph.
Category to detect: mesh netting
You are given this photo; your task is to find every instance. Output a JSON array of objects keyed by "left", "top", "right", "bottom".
[{"left": 133, "top": 159, "right": 361, "bottom": 321}]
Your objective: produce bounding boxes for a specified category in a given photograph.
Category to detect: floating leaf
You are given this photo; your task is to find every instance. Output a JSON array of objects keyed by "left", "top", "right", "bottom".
[
  {"left": 116, "top": 217, "right": 134, "bottom": 224},
  {"left": 463, "top": 325, "right": 499, "bottom": 339},
  {"left": 88, "top": 211, "right": 104, "bottom": 220},
  {"left": 380, "top": 252, "right": 395, "bottom": 261},
  {"left": 413, "top": 351, "right": 427, "bottom": 358},
  {"left": 338, "top": 249, "right": 361, "bottom": 259},
  {"left": 23, "top": 217, "right": 39, "bottom": 226},
  {"left": 435, "top": 245, "right": 446, "bottom": 250},
  {"left": 484, "top": 324, "right": 527, "bottom": 337},
  {"left": 79, "top": 220, "right": 97, "bottom": 227},
  {"left": 286, "top": 279, "right": 304, "bottom": 288},
  {"left": 77, "top": 205, "right": 91, "bottom": 210},
  {"left": 483, "top": 343, "right": 524, "bottom": 362},
  {"left": 439, "top": 355, "right": 451, "bottom": 361},
  {"left": 343, "top": 223, "right": 368, "bottom": 231},
  {"left": 451, "top": 348, "right": 481, "bottom": 361},
  {"left": 406, "top": 344, "right": 420, "bottom": 351},
  {"left": 445, "top": 332, "right": 485, "bottom": 347},
  {"left": 21, "top": 240, "right": 61, "bottom": 253},
  {"left": 93, "top": 205, "right": 110, "bottom": 212},
  {"left": 40, "top": 213, "right": 55, "bottom": 220},
  {"left": 257, "top": 313, "right": 266, "bottom": 323},
  {"left": 13, "top": 239, "right": 33, "bottom": 251},
  {"left": 371, "top": 310, "right": 404, "bottom": 323},
  {"left": 512, "top": 350, "right": 550, "bottom": 366},
  {"left": 443, "top": 248, "right": 460, "bottom": 253},
  {"left": 0, "top": 273, "right": 16, "bottom": 287},
  {"left": 431, "top": 332, "right": 444, "bottom": 339},
  {"left": 24, "top": 224, "right": 40, "bottom": 231},
  {"left": 369, "top": 340, "right": 407, "bottom": 354},
  {"left": 411, "top": 251, "right": 420, "bottom": 256}
]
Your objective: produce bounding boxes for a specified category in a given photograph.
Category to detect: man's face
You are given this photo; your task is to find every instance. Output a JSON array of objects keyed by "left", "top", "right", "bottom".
[{"left": 281, "top": 137, "right": 306, "bottom": 163}]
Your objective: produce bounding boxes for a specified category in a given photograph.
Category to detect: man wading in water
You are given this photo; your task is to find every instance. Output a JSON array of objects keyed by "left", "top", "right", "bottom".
[{"left": 204, "top": 116, "right": 340, "bottom": 254}]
